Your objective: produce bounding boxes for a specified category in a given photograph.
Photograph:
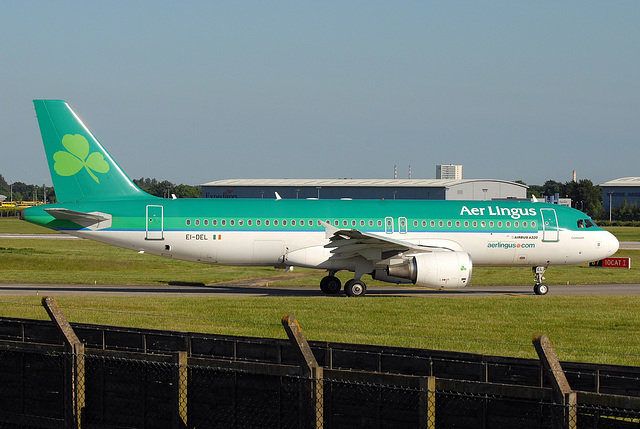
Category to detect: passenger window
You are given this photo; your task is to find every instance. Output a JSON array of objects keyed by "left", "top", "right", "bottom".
[
  {"left": 195, "top": 219, "right": 200, "bottom": 226},
  {"left": 377, "top": 220, "right": 382, "bottom": 227},
  {"left": 481, "top": 221, "right": 486, "bottom": 228},
  {"left": 472, "top": 221, "right": 477, "bottom": 227},
  {"left": 212, "top": 219, "right": 218, "bottom": 226},
  {"left": 489, "top": 221, "right": 494, "bottom": 228},
  {"left": 291, "top": 220, "right": 296, "bottom": 226},
  {"left": 343, "top": 220, "right": 348, "bottom": 226},
  {"left": 204, "top": 219, "right": 209, "bottom": 226},
  {"left": 282, "top": 220, "right": 287, "bottom": 226},
  {"left": 439, "top": 221, "right": 444, "bottom": 227},
  {"left": 230, "top": 220, "right": 235, "bottom": 226},
  {"left": 221, "top": 220, "right": 226, "bottom": 226},
  {"left": 369, "top": 220, "right": 374, "bottom": 226},
  {"left": 248, "top": 220, "right": 252, "bottom": 226},
  {"left": 274, "top": 220, "right": 279, "bottom": 226},
  {"left": 265, "top": 220, "right": 270, "bottom": 226},
  {"left": 514, "top": 221, "right": 519, "bottom": 228},
  {"left": 422, "top": 220, "right": 427, "bottom": 227},
  {"left": 360, "top": 220, "right": 365, "bottom": 227},
  {"left": 455, "top": 221, "right": 461, "bottom": 227},
  {"left": 464, "top": 221, "right": 469, "bottom": 227},
  {"left": 531, "top": 221, "right": 536, "bottom": 228},
  {"left": 239, "top": 220, "right": 244, "bottom": 226},
  {"left": 506, "top": 221, "right": 511, "bottom": 228},
  {"left": 186, "top": 219, "right": 191, "bottom": 226},
  {"left": 256, "top": 220, "right": 261, "bottom": 226}
]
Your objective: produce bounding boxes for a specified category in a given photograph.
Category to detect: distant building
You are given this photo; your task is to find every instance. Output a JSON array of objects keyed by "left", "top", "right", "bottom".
[
  {"left": 600, "top": 177, "right": 640, "bottom": 211},
  {"left": 436, "top": 164, "right": 463, "bottom": 179},
  {"left": 201, "top": 178, "right": 527, "bottom": 201}
]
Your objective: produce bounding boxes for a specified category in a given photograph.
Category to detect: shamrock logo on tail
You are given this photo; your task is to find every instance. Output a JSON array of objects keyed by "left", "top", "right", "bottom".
[{"left": 54, "top": 134, "right": 110, "bottom": 183}]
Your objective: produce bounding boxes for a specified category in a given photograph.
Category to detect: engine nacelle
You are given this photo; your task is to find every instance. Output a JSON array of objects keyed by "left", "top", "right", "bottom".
[{"left": 386, "top": 252, "right": 472, "bottom": 289}]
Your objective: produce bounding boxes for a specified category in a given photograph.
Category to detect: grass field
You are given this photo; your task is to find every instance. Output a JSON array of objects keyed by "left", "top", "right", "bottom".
[{"left": 1, "top": 217, "right": 639, "bottom": 366}]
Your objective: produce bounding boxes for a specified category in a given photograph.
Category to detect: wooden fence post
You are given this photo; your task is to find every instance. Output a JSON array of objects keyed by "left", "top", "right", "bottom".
[
  {"left": 42, "top": 296, "right": 85, "bottom": 429},
  {"left": 282, "top": 315, "right": 323, "bottom": 429},
  {"left": 173, "top": 351, "right": 188, "bottom": 428},
  {"left": 419, "top": 376, "right": 436, "bottom": 429},
  {"left": 533, "top": 334, "right": 576, "bottom": 429}
]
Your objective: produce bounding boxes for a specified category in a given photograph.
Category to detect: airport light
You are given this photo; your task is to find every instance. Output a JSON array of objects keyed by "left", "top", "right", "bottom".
[{"left": 608, "top": 191, "right": 614, "bottom": 222}]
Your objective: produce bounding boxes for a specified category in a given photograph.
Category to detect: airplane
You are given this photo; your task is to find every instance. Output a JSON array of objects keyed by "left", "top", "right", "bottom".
[{"left": 22, "top": 100, "right": 620, "bottom": 296}]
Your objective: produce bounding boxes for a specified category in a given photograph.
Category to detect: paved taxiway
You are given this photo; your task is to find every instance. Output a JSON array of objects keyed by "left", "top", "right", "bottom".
[{"left": 0, "top": 282, "right": 638, "bottom": 297}]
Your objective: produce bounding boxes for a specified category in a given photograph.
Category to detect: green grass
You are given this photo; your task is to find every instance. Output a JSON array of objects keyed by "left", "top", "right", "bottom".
[
  {"left": 1, "top": 295, "right": 639, "bottom": 366},
  {"left": 604, "top": 226, "right": 640, "bottom": 242},
  {"left": 0, "top": 217, "right": 57, "bottom": 234}
]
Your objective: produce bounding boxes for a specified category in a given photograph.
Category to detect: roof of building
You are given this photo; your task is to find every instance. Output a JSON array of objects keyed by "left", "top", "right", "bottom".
[
  {"left": 201, "top": 178, "right": 527, "bottom": 188},
  {"left": 600, "top": 177, "right": 640, "bottom": 187}
]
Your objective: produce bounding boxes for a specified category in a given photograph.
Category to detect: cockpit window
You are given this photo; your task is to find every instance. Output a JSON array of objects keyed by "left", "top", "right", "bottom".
[{"left": 577, "top": 219, "right": 596, "bottom": 229}]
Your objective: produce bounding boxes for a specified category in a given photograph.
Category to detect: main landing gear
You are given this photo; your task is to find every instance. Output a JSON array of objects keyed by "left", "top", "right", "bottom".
[
  {"left": 320, "top": 272, "right": 367, "bottom": 297},
  {"left": 533, "top": 266, "right": 549, "bottom": 296}
]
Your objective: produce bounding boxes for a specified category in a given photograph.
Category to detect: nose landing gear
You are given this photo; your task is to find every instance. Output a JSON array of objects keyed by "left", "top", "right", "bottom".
[{"left": 533, "top": 266, "right": 549, "bottom": 295}]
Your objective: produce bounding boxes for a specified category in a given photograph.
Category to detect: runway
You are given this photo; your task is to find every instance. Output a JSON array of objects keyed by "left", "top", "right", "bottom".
[{"left": 0, "top": 282, "right": 638, "bottom": 297}]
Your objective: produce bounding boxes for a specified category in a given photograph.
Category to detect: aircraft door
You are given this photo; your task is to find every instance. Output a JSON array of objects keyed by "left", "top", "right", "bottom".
[
  {"left": 146, "top": 205, "right": 164, "bottom": 240},
  {"left": 541, "top": 208, "right": 559, "bottom": 242}
]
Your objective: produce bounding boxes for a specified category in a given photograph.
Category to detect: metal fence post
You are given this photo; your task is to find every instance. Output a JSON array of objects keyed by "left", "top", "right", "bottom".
[
  {"left": 42, "top": 296, "right": 85, "bottom": 429},
  {"left": 282, "top": 314, "right": 323, "bottom": 429}
]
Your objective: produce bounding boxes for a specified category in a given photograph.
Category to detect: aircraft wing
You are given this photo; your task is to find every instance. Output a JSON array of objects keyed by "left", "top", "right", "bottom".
[
  {"left": 320, "top": 221, "right": 456, "bottom": 261},
  {"left": 44, "top": 208, "right": 112, "bottom": 230}
]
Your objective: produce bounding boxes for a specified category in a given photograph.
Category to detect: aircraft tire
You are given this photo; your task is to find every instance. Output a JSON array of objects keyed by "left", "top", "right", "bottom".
[
  {"left": 344, "top": 279, "right": 367, "bottom": 297},
  {"left": 320, "top": 276, "right": 341, "bottom": 294},
  {"left": 534, "top": 284, "right": 549, "bottom": 295}
]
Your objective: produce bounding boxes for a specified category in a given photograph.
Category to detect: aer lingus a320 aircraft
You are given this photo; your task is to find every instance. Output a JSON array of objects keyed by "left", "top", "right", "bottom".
[{"left": 23, "top": 100, "right": 619, "bottom": 296}]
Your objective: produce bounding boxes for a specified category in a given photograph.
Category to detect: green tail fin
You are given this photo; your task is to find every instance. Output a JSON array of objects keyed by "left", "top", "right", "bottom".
[{"left": 33, "top": 100, "right": 150, "bottom": 202}]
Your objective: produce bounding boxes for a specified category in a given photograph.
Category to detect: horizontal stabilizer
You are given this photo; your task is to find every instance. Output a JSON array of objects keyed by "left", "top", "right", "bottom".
[{"left": 44, "top": 208, "right": 112, "bottom": 230}]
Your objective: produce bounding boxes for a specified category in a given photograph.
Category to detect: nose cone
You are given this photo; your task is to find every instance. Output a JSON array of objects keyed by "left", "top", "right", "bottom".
[{"left": 605, "top": 231, "right": 619, "bottom": 257}]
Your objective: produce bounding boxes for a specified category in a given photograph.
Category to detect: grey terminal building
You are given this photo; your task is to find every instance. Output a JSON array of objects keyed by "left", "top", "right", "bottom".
[{"left": 201, "top": 179, "right": 527, "bottom": 201}]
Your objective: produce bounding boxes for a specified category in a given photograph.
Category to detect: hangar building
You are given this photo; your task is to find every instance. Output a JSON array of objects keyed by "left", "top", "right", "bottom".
[
  {"left": 600, "top": 177, "right": 640, "bottom": 211},
  {"left": 201, "top": 179, "right": 527, "bottom": 201}
]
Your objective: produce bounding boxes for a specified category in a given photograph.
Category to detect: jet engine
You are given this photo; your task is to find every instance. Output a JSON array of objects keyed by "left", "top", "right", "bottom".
[{"left": 380, "top": 252, "right": 472, "bottom": 289}]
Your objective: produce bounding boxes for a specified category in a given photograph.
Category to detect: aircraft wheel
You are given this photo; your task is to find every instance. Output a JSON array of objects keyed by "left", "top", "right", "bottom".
[
  {"left": 534, "top": 284, "right": 549, "bottom": 295},
  {"left": 344, "top": 279, "right": 367, "bottom": 297},
  {"left": 320, "top": 276, "right": 341, "bottom": 294}
]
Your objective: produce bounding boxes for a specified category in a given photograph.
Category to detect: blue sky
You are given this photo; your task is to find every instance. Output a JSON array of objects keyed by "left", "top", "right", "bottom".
[{"left": 2, "top": 1, "right": 638, "bottom": 187}]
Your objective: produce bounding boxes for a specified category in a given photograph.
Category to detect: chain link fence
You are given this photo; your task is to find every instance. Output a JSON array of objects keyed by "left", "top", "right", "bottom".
[{"left": 2, "top": 346, "right": 640, "bottom": 428}]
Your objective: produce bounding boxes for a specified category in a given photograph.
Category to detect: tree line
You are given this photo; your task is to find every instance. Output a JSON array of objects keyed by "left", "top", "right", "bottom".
[
  {"left": 0, "top": 174, "right": 201, "bottom": 204},
  {"left": 1, "top": 174, "right": 639, "bottom": 221}
]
